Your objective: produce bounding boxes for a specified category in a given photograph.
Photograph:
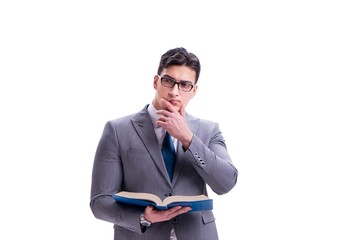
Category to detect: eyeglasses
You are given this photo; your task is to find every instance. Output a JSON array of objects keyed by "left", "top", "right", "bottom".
[{"left": 157, "top": 75, "right": 195, "bottom": 92}]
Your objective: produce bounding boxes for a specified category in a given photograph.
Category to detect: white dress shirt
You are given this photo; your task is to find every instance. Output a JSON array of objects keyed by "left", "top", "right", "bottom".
[{"left": 148, "top": 104, "right": 177, "bottom": 149}]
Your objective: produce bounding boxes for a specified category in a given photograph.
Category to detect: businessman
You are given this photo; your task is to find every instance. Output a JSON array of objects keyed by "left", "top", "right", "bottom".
[{"left": 90, "top": 47, "right": 238, "bottom": 239}]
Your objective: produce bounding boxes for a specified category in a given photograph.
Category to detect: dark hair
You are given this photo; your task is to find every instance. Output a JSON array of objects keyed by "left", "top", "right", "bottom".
[{"left": 157, "top": 47, "right": 201, "bottom": 83}]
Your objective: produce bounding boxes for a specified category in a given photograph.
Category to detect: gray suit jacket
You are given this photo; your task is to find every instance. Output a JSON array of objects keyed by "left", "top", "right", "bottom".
[{"left": 90, "top": 105, "right": 238, "bottom": 240}]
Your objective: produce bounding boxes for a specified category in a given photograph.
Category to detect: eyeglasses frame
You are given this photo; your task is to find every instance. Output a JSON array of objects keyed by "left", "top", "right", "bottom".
[{"left": 157, "top": 75, "right": 195, "bottom": 92}]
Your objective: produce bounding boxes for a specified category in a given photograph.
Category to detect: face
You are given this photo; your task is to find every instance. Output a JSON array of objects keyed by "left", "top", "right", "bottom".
[{"left": 152, "top": 65, "right": 198, "bottom": 112}]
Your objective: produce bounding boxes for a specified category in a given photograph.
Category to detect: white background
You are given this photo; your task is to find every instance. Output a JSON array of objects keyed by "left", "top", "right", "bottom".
[{"left": 1, "top": 0, "right": 344, "bottom": 239}]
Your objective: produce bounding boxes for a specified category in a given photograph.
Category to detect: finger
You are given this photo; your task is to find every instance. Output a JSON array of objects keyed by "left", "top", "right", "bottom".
[
  {"left": 167, "top": 206, "right": 182, "bottom": 212},
  {"left": 174, "top": 206, "right": 192, "bottom": 214},
  {"left": 145, "top": 205, "right": 154, "bottom": 213},
  {"left": 161, "top": 98, "right": 176, "bottom": 112},
  {"left": 160, "top": 206, "right": 182, "bottom": 217},
  {"left": 167, "top": 206, "right": 192, "bottom": 218},
  {"left": 156, "top": 109, "right": 171, "bottom": 118},
  {"left": 156, "top": 113, "right": 170, "bottom": 126},
  {"left": 157, "top": 114, "right": 171, "bottom": 122},
  {"left": 166, "top": 206, "right": 190, "bottom": 214}
]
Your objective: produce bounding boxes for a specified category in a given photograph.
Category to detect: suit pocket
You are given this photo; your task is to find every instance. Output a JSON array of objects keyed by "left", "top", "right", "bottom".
[{"left": 201, "top": 211, "right": 216, "bottom": 224}]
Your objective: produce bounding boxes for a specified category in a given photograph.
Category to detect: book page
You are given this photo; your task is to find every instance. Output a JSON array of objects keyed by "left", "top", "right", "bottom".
[
  {"left": 115, "top": 191, "right": 163, "bottom": 205},
  {"left": 163, "top": 195, "right": 209, "bottom": 206}
]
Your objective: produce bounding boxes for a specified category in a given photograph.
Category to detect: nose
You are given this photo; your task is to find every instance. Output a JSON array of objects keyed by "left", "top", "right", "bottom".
[{"left": 169, "top": 83, "right": 179, "bottom": 96}]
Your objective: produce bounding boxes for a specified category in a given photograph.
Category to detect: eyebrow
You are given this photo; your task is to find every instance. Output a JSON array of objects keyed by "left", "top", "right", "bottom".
[{"left": 162, "top": 74, "right": 193, "bottom": 83}]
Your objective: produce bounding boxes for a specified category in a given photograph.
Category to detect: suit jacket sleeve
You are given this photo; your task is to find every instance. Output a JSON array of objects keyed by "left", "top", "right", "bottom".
[
  {"left": 186, "top": 121, "right": 238, "bottom": 195},
  {"left": 89, "top": 121, "right": 142, "bottom": 233}
]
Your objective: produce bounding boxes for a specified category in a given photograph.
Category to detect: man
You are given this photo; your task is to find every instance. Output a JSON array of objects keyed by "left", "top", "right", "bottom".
[{"left": 90, "top": 47, "right": 238, "bottom": 239}]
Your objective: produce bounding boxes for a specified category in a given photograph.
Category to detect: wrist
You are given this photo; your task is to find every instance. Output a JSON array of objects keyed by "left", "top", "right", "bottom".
[
  {"left": 140, "top": 212, "right": 151, "bottom": 232},
  {"left": 182, "top": 132, "right": 193, "bottom": 150}
]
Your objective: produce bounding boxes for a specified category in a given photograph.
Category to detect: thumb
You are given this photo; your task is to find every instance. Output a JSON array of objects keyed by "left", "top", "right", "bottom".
[{"left": 179, "top": 104, "right": 186, "bottom": 117}]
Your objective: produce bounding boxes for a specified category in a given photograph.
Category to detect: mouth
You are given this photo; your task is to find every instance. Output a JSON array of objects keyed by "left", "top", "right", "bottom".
[{"left": 168, "top": 99, "right": 180, "bottom": 105}]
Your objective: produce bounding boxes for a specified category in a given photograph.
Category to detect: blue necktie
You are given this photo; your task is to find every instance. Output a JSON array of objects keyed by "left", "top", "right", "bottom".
[{"left": 161, "top": 131, "right": 176, "bottom": 182}]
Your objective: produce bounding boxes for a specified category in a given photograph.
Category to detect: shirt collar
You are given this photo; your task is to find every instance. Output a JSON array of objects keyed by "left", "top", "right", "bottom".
[{"left": 147, "top": 103, "right": 160, "bottom": 128}]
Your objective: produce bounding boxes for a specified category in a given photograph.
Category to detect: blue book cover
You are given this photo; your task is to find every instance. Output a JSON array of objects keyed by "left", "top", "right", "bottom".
[{"left": 113, "top": 191, "right": 213, "bottom": 212}]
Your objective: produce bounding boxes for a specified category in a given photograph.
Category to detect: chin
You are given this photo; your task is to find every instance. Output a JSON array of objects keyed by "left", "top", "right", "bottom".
[{"left": 173, "top": 106, "right": 181, "bottom": 112}]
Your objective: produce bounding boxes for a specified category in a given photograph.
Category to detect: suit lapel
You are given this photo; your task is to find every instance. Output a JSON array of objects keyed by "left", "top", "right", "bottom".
[{"left": 131, "top": 106, "right": 172, "bottom": 184}]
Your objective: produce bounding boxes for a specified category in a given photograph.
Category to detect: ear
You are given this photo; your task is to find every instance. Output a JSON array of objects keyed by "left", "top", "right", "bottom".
[
  {"left": 190, "top": 85, "right": 198, "bottom": 98},
  {"left": 153, "top": 75, "right": 159, "bottom": 90}
]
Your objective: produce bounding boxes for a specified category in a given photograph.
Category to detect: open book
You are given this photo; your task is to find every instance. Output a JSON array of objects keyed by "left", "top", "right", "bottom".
[{"left": 113, "top": 191, "right": 213, "bottom": 212}]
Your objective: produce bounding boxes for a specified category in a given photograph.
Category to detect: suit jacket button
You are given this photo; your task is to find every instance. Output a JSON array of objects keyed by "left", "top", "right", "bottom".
[{"left": 172, "top": 217, "right": 179, "bottom": 224}]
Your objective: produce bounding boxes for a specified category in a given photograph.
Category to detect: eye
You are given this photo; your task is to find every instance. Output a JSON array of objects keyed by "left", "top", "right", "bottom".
[
  {"left": 163, "top": 77, "right": 175, "bottom": 85},
  {"left": 180, "top": 81, "right": 193, "bottom": 88}
]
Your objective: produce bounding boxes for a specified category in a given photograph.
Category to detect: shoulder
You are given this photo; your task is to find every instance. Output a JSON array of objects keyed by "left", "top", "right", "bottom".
[
  {"left": 187, "top": 113, "right": 219, "bottom": 129},
  {"left": 107, "top": 113, "right": 135, "bottom": 125},
  {"left": 186, "top": 113, "right": 222, "bottom": 141},
  {"left": 106, "top": 104, "right": 149, "bottom": 127}
]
